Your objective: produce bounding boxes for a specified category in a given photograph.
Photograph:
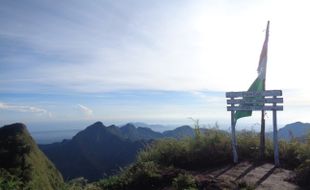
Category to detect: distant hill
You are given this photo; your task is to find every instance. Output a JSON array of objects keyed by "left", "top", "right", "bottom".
[
  {"left": 39, "top": 121, "right": 204, "bottom": 181},
  {"left": 0, "top": 123, "right": 63, "bottom": 190},
  {"left": 267, "top": 122, "right": 310, "bottom": 141},
  {"left": 163, "top": 125, "right": 194, "bottom": 139},
  {"left": 129, "top": 122, "right": 169, "bottom": 132},
  {"left": 119, "top": 123, "right": 163, "bottom": 140},
  {"left": 40, "top": 122, "right": 147, "bottom": 181}
]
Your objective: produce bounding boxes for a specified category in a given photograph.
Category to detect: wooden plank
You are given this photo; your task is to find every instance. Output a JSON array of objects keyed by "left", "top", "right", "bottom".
[
  {"left": 227, "top": 97, "right": 283, "bottom": 104},
  {"left": 227, "top": 105, "right": 283, "bottom": 111},
  {"left": 226, "top": 90, "right": 282, "bottom": 98}
]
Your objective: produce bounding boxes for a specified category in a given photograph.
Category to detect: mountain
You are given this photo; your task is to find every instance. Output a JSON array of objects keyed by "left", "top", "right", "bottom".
[
  {"left": 163, "top": 125, "right": 195, "bottom": 139},
  {"left": 39, "top": 122, "right": 209, "bottom": 181},
  {"left": 0, "top": 123, "right": 63, "bottom": 190},
  {"left": 118, "top": 123, "right": 196, "bottom": 140},
  {"left": 267, "top": 122, "right": 310, "bottom": 141},
  {"left": 120, "top": 123, "right": 163, "bottom": 140},
  {"left": 40, "top": 122, "right": 147, "bottom": 181},
  {"left": 130, "top": 122, "right": 168, "bottom": 132},
  {"left": 279, "top": 122, "right": 310, "bottom": 139}
]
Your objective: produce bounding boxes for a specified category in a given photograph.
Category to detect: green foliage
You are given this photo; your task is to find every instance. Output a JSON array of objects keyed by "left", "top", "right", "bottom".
[
  {"left": 61, "top": 178, "right": 101, "bottom": 190},
  {"left": 97, "top": 161, "right": 163, "bottom": 190},
  {"left": 295, "top": 159, "right": 310, "bottom": 188},
  {"left": 237, "top": 130, "right": 260, "bottom": 160},
  {"left": 189, "top": 118, "right": 201, "bottom": 139},
  {"left": 0, "top": 123, "right": 64, "bottom": 190},
  {"left": 94, "top": 124, "right": 310, "bottom": 189},
  {"left": 292, "top": 133, "right": 310, "bottom": 187},
  {"left": 4, "top": 122, "right": 306, "bottom": 189},
  {"left": 138, "top": 128, "right": 232, "bottom": 169},
  {"left": 0, "top": 169, "right": 23, "bottom": 190},
  {"left": 172, "top": 173, "right": 197, "bottom": 190}
]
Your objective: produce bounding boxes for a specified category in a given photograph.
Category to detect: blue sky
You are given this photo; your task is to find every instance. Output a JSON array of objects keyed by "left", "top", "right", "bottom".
[{"left": 1, "top": 0, "right": 310, "bottom": 130}]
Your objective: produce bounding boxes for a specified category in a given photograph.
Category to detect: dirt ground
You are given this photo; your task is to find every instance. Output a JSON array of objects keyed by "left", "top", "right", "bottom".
[{"left": 192, "top": 161, "right": 302, "bottom": 190}]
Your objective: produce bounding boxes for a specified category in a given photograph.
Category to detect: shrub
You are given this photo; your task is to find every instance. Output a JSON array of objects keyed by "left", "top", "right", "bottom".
[
  {"left": 172, "top": 173, "right": 197, "bottom": 190},
  {"left": 98, "top": 125, "right": 310, "bottom": 189},
  {"left": 237, "top": 130, "right": 260, "bottom": 160},
  {"left": 97, "top": 161, "right": 163, "bottom": 190},
  {"left": 295, "top": 159, "right": 310, "bottom": 188},
  {"left": 0, "top": 169, "right": 23, "bottom": 190},
  {"left": 138, "top": 128, "right": 232, "bottom": 170}
]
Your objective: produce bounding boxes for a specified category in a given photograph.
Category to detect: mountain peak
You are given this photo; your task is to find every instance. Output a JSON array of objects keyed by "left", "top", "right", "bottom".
[
  {"left": 275, "top": 122, "right": 310, "bottom": 140},
  {"left": 122, "top": 123, "right": 136, "bottom": 131},
  {"left": 1, "top": 122, "right": 27, "bottom": 134},
  {"left": 91, "top": 121, "right": 104, "bottom": 127},
  {"left": 83, "top": 121, "right": 105, "bottom": 131},
  {"left": 176, "top": 125, "right": 192, "bottom": 130},
  {"left": 0, "top": 123, "right": 63, "bottom": 189},
  {"left": 73, "top": 121, "right": 107, "bottom": 141}
]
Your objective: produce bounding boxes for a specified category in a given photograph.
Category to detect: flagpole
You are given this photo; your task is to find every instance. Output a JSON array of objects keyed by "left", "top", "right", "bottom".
[
  {"left": 259, "top": 82, "right": 266, "bottom": 160},
  {"left": 259, "top": 21, "right": 269, "bottom": 160}
]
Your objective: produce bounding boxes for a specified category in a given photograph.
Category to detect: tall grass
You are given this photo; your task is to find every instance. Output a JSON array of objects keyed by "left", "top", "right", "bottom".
[{"left": 98, "top": 126, "right": 310, "bottom": 189}]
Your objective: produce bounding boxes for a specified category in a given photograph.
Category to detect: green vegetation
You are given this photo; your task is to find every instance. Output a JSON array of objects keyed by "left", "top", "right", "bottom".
[
  {"left": 172, "top": 173, "right": 197, "bottom": 190},
  {"left": 98, "top": 125, "right": 310, "bottom": 189},
  {"left": 1, "top": 123, "right": 309, "bottom": 189},
  {"left": 0, "top": 123, "right": 64, "bottom": 190}
]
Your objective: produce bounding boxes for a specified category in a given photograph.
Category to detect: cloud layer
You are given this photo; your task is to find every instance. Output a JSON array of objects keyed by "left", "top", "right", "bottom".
[{"left": 1, "top": 0, "right": 310, "bottom": 94}]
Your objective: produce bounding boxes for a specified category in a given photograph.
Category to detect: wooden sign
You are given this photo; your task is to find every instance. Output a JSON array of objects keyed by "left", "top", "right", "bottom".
[
  {"left": 227, "top": 97, "right": 283, "bottom": 104},
  {"left": 226, "top": 89, "right": 283, "bottom": 167},
  {"left": 226, "top": 90, "right": 282, "bottom": 98},
  {"left": 227, "top": 105, "right": 283, "bottom": 111}
]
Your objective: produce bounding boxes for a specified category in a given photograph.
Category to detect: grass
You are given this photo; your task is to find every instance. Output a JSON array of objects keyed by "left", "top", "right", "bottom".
[
  {"left": 98, "top": 126, "right": 310, "bottom": 189},
  {"left": 0, "top": 124, "right": 64, "bottom": 190},
  {"left": 3, "top": 123, "right": 309, "bottom": 189}
]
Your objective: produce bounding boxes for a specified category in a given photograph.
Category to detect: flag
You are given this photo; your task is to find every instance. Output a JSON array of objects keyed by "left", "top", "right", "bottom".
[{"left": 235, "top": 21, "right": 269, "bottom": 121}]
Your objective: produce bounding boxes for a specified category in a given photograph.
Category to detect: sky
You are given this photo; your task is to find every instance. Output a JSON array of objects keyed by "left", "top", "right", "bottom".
[{"left": 1, "top": 0, "right": 310, "bottom": 131}]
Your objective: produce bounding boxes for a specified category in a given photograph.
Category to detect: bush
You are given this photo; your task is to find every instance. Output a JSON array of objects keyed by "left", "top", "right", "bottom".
[
  {"left": 0, "top": 169, "right": 23, "bottom": 190},
  {"left": 97, "top": 161, "right": 163, "bottom": 190},
  {"left": 98, "top": 125, "right": 310, "bottom": 189},
  {"left": 138, "top": 128, "right": 232, "bottom": 170},
  {"left": 237, "top": 130, "right": 260, "bottom": 160},
  {"left": 295, "top": 159, "right": 310, "bottom": 188},
  {"left": 172, "top": 173, "right": 197, "bottom": 190}
]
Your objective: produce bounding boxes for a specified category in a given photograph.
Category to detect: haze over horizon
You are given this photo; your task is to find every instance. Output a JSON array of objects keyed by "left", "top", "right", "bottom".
[{"left": 1, "top": 0, "right": 310, "bottom": 130}]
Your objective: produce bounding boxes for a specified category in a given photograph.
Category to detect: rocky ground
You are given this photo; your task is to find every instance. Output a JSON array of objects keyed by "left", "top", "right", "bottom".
[{"left": 191, "top": 161, "right": 301, "bottom": 190}]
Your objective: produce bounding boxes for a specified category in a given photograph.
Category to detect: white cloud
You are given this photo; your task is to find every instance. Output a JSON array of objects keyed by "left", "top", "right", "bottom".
[
  {"left": 78, "top": 104, "right": 93, "bottom": 118},
  {"left": 2, "top": 0, "right": 310, "bottom": 95},
  {"left": 1, "top": 0, "right": 310, "bottom": 124},
  {"left": 0, "top": 102, "right": 51, "bottom": 116}
]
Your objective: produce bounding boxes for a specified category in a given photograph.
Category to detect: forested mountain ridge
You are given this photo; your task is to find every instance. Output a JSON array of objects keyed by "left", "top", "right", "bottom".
[{"left": 0, "top": 123, "right": 63, "bottom": 190}]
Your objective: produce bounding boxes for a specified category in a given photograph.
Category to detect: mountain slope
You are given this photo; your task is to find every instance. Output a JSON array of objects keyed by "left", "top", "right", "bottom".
[
  {"left": 40, "top": 122, "right": 147, "bottom": 181},
  {"left": 163, "top": 125, "right": 195, "bottom": 139},
  {"left": 120, "top": 123, "right": 163, "bottom": 140},
  {"left": 267, "top": 122, "right": 310, "bottom": 141},
  {"left": 39, "top": 122, "right": 222, "bottom": 181},
  {"left": 0, "top": 123, "right": 63, "bottom": 190},
  {"left": 279, "top": 122, "right": 310, "bottom": 139}
]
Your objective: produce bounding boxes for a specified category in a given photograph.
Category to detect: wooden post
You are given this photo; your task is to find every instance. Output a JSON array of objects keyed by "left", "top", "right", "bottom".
[
  {"left": 273, "top": 96, "right": 280, "bottom": 167},
  {"left": 230, "top": 98, "right": 238, "bottom": 163},
  {"left": 259, "top": 110, "right": 265, "bottom": 160}
]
